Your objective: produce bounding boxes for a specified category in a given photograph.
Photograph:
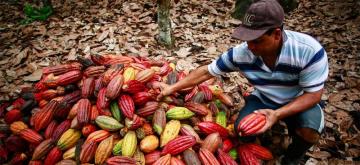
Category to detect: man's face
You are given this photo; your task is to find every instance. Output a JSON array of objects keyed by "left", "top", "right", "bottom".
[{"left": 246, "top": 28, "right": 281, "bottom": 57}]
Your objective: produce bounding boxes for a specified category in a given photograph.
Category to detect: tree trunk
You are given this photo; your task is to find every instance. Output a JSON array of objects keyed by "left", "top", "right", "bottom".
[
  {"left": 157, "top": 0, "right": 174, "bottom": 48},
  {"left": 232, "top": 0, "right": 298, "bottom": 20}
]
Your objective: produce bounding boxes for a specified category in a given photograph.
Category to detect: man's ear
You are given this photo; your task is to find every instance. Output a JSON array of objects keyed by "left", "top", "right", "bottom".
[{"left": 274, "top": 28, "right": 282, "bottom": 40}]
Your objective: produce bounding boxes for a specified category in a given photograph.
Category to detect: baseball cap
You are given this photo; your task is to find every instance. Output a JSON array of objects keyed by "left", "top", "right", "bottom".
[{"left": 232, "top": 0, "right": 284, "bottom": 41}]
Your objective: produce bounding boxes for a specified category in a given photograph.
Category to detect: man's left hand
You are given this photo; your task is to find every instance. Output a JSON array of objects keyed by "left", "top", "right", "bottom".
[{"left": 254, "top": 109, "right": 279, "bottom": 134}]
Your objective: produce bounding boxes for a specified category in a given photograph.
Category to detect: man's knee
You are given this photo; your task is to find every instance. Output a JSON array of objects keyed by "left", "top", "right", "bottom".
[{"left": 295, "top": 127, "right": 320, "bottom": 144}]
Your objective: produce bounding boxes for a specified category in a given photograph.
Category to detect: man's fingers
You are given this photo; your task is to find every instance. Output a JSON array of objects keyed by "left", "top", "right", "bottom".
[
  {"left": 255, "top": 127, "right": 267, "bottom": 135},
  {"left": 255, "top": 122, "right": 270, "bottom": 135},
  {"left": 158, "top": 82, "right": 168, "bottom": 90}
]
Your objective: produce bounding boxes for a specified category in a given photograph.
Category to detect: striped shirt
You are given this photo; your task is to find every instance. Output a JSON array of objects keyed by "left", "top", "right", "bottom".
[{"left": 208, "top": 30, "right": 329, "bottom": 105}]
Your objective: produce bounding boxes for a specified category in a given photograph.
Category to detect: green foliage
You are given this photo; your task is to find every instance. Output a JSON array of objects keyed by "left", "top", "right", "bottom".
[
  {"left": 231, "top": 0, "right": 253, "bottom": 20},
  {"left": 21, "top": 3, "right": 53, "bottom": 24}
]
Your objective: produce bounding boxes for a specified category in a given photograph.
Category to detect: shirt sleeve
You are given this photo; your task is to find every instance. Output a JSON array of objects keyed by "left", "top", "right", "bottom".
[
  {"left": 208, "top": 46, "right": 242, "bottom": 77},
  {"left": 299, "top": 48, "right": 329, "bottom": 92}
]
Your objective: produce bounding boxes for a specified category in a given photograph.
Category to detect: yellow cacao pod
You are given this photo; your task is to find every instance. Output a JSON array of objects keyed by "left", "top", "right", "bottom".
[
  {"left": 95, "top": 135, "right": 114, "bottom": 165},
  {"left": 57, "top": 129, "right": 81, "bottom": 150},
  {"left": 160, "top": 120, "right": 181, "bottom": 147},
  {"left": 122, "top": 131, "right": 137, "bottom": 157}
]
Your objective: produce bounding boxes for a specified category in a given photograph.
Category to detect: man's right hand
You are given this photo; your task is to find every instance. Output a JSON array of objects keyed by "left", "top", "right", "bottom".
[
  {"left": 156, "top": 82, "right": 173, "bottom": 101},
  {"left": 156, "top": 65, "right": 213, "bottom": 101}
]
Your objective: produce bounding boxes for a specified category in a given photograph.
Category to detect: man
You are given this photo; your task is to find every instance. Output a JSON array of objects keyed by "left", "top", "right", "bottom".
[{"left": 157, "top": 0, "right": 328, "bottom": 164}]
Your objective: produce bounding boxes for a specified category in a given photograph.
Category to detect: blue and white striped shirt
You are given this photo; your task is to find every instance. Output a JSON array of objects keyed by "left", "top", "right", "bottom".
[{"left": 208, "top": 30, "right": 329, "bottom": 105}]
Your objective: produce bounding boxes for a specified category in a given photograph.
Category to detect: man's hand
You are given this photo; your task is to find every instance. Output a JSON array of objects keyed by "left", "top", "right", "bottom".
[
  {"left": 253, "top": 109, "right": 279, "bottom": 134},
  {"left": 156, "top": 82, "right": 173, "bottom": 101},
  {"left": 155, "top": 65, "right": 214, "bottom": 101}
]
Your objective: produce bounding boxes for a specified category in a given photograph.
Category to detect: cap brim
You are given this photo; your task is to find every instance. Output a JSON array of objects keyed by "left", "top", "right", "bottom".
[{"left": 232, "top": 25, "right": 268, "bottom": 41}]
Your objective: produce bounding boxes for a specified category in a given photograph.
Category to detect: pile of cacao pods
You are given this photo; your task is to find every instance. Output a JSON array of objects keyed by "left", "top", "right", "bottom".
[{"left": 0, "top": 54, "right": 273, "bottom": 165}]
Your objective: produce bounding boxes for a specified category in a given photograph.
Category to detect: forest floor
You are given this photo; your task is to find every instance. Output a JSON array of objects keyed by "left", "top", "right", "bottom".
[{"left": 0, "top": 0, "right": 359, "bottom": 164}]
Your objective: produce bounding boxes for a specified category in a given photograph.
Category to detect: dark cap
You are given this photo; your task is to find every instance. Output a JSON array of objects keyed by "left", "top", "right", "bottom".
[{"left": 232, "top": 0, "right": 284, "bottom": 41}]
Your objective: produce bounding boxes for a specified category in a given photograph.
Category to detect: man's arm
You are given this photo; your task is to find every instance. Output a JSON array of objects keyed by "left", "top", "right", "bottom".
[
  {"left": 157, "top": 65, "right": 214, "bottom": 99},
  {"left": 255, "top": 89, "right": 323, "bottom": 134},
  {"left": 274, "top": 89, "right": 323, "bottom": 120}
]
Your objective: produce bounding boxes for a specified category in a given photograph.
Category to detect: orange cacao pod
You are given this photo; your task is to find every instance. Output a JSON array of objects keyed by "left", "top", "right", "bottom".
[
  {"left": 33, "top": 100, "right": 59, "bottom": 131},
  {"left": 38, "top": 99, "right": 48, "bottom": 108},
  {"left": 140, "top": 135, "right": 159, "bottom": 153},
  {"left": 19, "top": 128, "right": 43, "bottom": 144},
  {"left": 95, "top": 135, "right": 114, "bottom": 165},
  {"left": 217, "top": 92, "right": 234, "bottom": 107},
  {"left": 90, "top": 105, "right": 99, "bottom": 121},
  {"left": 10, "top": 121, "right": 28, "bottom": 134},
  {"left": 141, "top": 122, "right": 154, "bottom": 136}
]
